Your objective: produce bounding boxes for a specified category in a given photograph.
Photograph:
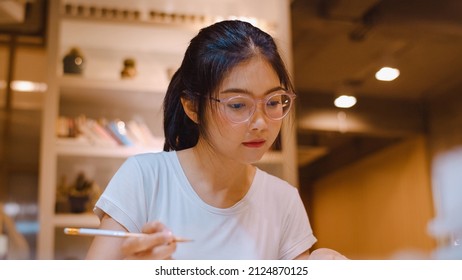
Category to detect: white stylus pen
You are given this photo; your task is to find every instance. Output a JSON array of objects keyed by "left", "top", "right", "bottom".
[{"left": 64, "top": 227, "right": 192, "bottom": 242}]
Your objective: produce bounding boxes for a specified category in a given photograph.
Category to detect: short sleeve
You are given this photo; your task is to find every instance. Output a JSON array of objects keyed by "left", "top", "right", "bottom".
[
  {"left": 279, "top": 189, "right": 317, "bottom": 259},
  {"left": 94, "top": 156, "right": 147, "bottom": 233}
]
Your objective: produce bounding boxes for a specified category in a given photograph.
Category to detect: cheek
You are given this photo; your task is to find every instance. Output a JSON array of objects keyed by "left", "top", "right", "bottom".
[
  {"left": 268, "top": 121, "right": 283, "bottom": 141},
  {"left": 216, "top": 121, "right": 247, "bottom": 139},
  {"left": 206, "top": 110, "right": 243, "bottom": 138}
]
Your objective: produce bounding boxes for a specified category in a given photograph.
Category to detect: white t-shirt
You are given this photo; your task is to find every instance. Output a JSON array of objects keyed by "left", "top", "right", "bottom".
[{"left": 94, "top": 151, "right": 317, "bottom": 259}]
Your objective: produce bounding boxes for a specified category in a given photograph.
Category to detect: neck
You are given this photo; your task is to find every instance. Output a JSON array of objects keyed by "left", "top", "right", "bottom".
[{"left": 177, "top": 144, "right": 255, "bottom": 208}]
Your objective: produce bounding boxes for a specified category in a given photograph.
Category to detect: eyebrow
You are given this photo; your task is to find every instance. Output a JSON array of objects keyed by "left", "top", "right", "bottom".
[{"left": 219, "top": 86, "right": 286, "bottom": 95}]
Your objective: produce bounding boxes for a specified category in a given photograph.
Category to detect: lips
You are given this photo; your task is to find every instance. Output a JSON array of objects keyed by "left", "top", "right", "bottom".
[{"left": 242, "top": 140, "right": 266, "bottom": 148}]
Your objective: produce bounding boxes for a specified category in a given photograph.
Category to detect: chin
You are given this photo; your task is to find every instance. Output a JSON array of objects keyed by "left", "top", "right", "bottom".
[{"left": 243, "top": 152, "right": 266, "bottom": 165}]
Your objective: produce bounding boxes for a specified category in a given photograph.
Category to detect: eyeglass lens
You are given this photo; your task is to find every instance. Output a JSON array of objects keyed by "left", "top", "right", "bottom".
[{"left": 224, "top": 93, "right": 293, "bottom": 123}]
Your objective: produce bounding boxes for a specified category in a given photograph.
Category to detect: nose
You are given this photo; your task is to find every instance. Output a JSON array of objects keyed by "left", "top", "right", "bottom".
[{"left": 248, "top": 103, "right": 268, "bottom": 130}]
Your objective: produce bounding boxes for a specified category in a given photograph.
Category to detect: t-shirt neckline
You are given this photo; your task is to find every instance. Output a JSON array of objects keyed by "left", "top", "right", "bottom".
[{"left": 169, "top": 151, "right": 261, "bottom": 214}]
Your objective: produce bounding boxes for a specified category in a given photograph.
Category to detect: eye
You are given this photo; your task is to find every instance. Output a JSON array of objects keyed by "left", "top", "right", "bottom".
[
  {"left": 266, "top": 95, "right": 283, "bottom": 108},
  {"left": 228, "top": 102, "right": 246, "bottom": 110},
  {"left": 227, "top": 97, "right": 251, "bottom": 111},
  {"left": 267, "top": 99, "right": 281, "bottom": 107}
]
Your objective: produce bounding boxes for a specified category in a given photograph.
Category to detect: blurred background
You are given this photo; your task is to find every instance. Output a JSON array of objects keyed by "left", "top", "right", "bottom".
[
  {"left": 0, "top": 0, "right": 461, "bottom": 259},
  {"left": 291, "top": 0, "right": 462, "bottom": 259}
]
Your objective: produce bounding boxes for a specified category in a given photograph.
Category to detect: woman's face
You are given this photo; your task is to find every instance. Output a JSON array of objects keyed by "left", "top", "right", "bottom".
[{"left": 202, "top": 56, "right": 284, "bottom": 164}]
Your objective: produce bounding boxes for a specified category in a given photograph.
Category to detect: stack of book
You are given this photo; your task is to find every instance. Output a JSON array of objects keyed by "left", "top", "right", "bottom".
[{"left": 56, "top": 115, "right": 163, "bottom": 149}]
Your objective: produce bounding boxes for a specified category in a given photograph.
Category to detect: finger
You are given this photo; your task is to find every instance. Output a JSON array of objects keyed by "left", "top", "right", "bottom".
[
  {"left": 124, "top": 240, "right": 176, "bottom": 260},
  {"left": 151, "top": 240, "right": 177, "bottom": 259},
  {"left": 141, "top": 221, "right": 167, "bottom": 234},
  {"left": 121, "top": 231, "right": 173, "bottom": 257}
]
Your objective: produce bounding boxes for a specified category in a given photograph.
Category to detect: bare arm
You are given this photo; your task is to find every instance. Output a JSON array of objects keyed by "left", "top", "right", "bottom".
[
  {"left": 86, "top": 214, "right": 176, "bottom": 260},
  {"left": 293, "top": 249, "right": 311, "bottom": 259},
  {"left": 307, "top": 248, "right": 348, "bottom": 260},
  {"left": 293, "top": 248, "right": 348, "bottom": 260}
]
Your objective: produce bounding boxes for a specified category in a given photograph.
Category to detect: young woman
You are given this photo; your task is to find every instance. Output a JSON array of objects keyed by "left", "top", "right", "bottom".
[{"left": 86, "top": 20, "right": 344, "bottom": 260}]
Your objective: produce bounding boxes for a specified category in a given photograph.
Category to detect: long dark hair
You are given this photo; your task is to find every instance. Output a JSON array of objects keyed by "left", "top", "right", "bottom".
[{"left": 163, "top": 20, "right": 294, "bottom": 151}]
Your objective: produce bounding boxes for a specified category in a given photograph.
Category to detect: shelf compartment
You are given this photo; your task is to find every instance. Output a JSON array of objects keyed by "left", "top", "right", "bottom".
[
  {"left": 61, "top": 18, "right": 196, "bottom": 54},
  {"left": 57, "top": 141, "right": 163, "bottom": 158},
  {"left": 59, "top": 75, "right": 167, "bottom": 109},
  {"left": 60, "top": 75, "right": 166, "bottom": 93}
]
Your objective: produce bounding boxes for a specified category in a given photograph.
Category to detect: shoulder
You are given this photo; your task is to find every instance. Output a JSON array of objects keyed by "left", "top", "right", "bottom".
[
  {"left": 254, "top": 168, "right": 299, "bottom": 200},
  {"left": 115, "top": 151, "right": 179, "bottom": 178},
  {"left": 130, "top": 150, "right": 174, "bottom": 161},
  {"left": 256, "top": 168, "right": 297, "bottom": 190},
  {"left": 128, "top": 151, "right": 177, "bottom": 168}
]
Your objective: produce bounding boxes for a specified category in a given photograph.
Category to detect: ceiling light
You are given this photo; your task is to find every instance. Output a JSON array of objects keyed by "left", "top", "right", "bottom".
[
  {"left": 375, "top": 67, "right": 400, "bottom": 81},
  {"left": 10, "top": 80, "right": 47, "bottom": 92},
  {"left": 334, "top": 95, "right": 357, "bottom": 108}
]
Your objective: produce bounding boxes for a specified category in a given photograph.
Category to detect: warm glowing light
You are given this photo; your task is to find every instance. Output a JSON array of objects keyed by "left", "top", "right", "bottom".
[
  {"left": 375, "top": 67, "right": 400, "bottom": 81},
  {"left": 10, "top": 80, "right": 47, "bottom": 92},
  {"left": 334, "top": 95, "right": 357, "bottom": 108}
]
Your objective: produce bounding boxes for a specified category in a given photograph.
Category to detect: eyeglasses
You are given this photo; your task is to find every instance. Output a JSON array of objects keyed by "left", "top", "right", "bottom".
[{"left": 210, "top": 91, "right": 296, "bottom": 123}]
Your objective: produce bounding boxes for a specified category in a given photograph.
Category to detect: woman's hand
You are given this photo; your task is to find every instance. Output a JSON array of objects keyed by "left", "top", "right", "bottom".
[
  {"left": 308, "top": 248, "right": 348, "bottom": 260},
  {"left": 121, "top": 221, "right": 177, "bottom": 260}
]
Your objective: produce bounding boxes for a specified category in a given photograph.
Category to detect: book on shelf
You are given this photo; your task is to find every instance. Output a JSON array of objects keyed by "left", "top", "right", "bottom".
[
  {"left": 56, "top": 115, "right": 164, "bottom": 150},
  {"left": 105, "top": 120, "right": 135, "bottom": 146},
  {"left": 126, "top": 119, "right": 161, "bottom": 147},
  {"left": 79, "top": 119, "right": 119, "bottom": 147},
  {"left": 56, "top": 115, "right": 78, "bottom": 138},
  {"left": 88, "top": 119, "right": 119, "bottom": 146}
]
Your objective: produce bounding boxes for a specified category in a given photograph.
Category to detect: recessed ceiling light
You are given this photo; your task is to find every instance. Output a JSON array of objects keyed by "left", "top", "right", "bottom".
[
  {"left": 334, "top": 95, "right": 357, "bottom": 108},
  {"left": 375, "top": 67, "right": 400, "bottom": 81}
]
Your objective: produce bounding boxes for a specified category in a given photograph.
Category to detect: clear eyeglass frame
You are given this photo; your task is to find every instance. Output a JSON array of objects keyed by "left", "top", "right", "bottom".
[{"left": 210, "top": 91, "right": 296, "bottom": 124}]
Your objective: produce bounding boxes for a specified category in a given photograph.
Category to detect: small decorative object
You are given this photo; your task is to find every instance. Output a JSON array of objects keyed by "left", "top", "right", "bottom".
[
  {"left": 56, "top": 172, "right": 101, "bottom": 214},
  {"left": 63, "top": 47, "right": 85, "bottom": 75},
  {"left": 68, "top": 172, "right": 93, "bottom": 213},
  {"left": 120, "top": 58, "right": 137, "bottom": 79}
]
